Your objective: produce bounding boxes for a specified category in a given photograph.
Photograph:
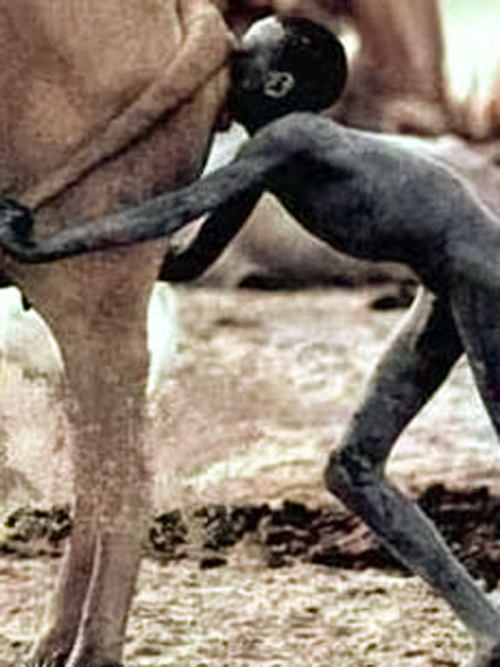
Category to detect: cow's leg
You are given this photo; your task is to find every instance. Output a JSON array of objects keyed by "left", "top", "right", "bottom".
[
  {"left": 325, "top": 287, "right": 500, "bottom": 666},
  {"left": 66, "top": 350, "right": 147, "bottom": 667},
  {"left": 30, "top": 505, "right": 96, "bottom": 665},
  {"left": 29, "top": 279, "right": 152, "bottom": 667}
]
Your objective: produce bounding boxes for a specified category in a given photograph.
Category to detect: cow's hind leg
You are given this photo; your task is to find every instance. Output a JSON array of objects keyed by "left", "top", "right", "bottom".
[
  {"left": 325, "top": 287, "right": 500, "bottom": 666},
  {"left": 30, "top": 512, "right": 97, "bottom": 665},
  {"left": 27, "top": 277, "right": 152, "bottom": 667}
]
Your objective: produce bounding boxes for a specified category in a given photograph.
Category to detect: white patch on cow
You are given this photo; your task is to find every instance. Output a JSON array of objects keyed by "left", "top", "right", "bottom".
[
  {"left": 204, "top": 123, "right": 247, "bottom": 173},
  {"left": 146, "top": 282, "right": 179, "bottom": 397},
  {"left": 0, "top": 287, "right": 64, "bottom": 381},
  {"left": 0, "top": 284, "right": 178, "bottom": 396}
]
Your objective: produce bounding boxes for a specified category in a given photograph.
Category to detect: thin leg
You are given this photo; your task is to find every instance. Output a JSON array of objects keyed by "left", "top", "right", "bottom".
[
  {"left": 448, "top": 282, "right": 500, "bottom": 665},
  {"left": 27, "top": 277, "right": 152, "bottom": 667},
  {"left": 30, "top": 509, "right": 96, "bottom": 665},
  {"left": 65, "top": 381, "right": 146, "bottom": 667},
  {"left": 325, "top": 287, "right": 500, "bottom": 665},
  {"left": 451, "top": 283, "right": 500, "bottom": 433}
]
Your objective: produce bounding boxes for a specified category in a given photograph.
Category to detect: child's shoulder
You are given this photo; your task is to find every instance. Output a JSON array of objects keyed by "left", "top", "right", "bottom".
[{"left": 241, "top": 113, "right": 343, "bottom": 159}]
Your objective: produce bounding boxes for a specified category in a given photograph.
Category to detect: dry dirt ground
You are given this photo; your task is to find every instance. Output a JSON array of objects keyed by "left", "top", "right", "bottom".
[{"left": 1, "top": 286, "right": 500, "bottom": 666}]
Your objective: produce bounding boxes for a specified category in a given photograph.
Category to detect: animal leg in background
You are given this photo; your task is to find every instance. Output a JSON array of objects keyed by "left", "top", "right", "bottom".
[{"left": 338, "top": 0, "right": 448, "bottom": 134}]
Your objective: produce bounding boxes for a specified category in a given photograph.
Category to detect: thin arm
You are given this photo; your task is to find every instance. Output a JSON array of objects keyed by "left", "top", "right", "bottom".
[
  {"left": 0, "top": 151, "right": 272, "bottom": 263},
  {"left": 159, "top": 188, "right": 261, "bottom": 282}
]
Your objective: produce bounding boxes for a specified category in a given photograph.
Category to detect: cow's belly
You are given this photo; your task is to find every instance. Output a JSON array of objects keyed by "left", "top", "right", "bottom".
[
  {"left": 0, "top": 0, "right": 184, "bottom": 193},
  {"left": 0, "top": 0, "right": 227, "bottom": 218},
  {"left": 0, "top": 0, "right": 229, "bottom": 301}
]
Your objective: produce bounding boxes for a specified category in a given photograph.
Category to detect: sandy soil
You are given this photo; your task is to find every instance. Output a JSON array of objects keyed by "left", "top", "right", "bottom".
[{"left": 1, "top": 286, "right": 499, "bottom": 666}]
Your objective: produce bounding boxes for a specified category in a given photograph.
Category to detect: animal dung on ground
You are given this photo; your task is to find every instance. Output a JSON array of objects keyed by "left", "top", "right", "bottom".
[{"left": 3, "top": 486, "right": 500, "bottom": 590}]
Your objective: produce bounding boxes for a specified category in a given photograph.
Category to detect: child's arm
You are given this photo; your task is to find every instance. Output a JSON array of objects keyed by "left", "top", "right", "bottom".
[
  {"left": 0, "top": 150, "right": 272, "bottom": 263},
  {"left": 159, "top": 188, "right": 260, "bottom": 282}
]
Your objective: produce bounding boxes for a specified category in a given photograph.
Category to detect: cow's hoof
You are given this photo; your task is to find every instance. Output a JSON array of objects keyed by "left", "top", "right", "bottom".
[
  {"left": 28, "top": 630, "right": 75, "bottom": 667},
  {"left": 68, "top": 660, "right": 123, "bottom": 667},
  {"left": 27, "top": 648, "right": 68, "bottom": 667},
  {"left": 66, "top": 651, "right": 123, "bottom": 667},
  {"left": 24, "top": 655, "right": 66, "bottom": 667}
]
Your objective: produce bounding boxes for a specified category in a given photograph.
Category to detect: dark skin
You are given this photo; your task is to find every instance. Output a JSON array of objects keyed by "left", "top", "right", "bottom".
[{"left": 1, "top": 19, "right": 500, "bottom": 665}]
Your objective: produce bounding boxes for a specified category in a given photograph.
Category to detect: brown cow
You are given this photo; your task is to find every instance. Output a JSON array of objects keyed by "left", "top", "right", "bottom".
[{"left": 0, "top": 1, "right": 233, "bottom": 665}]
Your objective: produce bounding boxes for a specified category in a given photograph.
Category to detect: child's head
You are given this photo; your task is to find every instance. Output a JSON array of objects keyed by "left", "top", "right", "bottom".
[{"left": 229, "top": 16, "right": 347, "bottom": 132}]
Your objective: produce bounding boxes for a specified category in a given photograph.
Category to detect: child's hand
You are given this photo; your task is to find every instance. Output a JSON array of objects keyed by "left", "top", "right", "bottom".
[{"left": 0, "top": 198, "right": 35, "bottom": 249}]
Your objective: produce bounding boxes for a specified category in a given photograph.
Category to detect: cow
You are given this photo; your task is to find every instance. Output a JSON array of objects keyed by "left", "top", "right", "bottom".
[{"left": 0, "top": 1, "right": 234, "bottom": 665}]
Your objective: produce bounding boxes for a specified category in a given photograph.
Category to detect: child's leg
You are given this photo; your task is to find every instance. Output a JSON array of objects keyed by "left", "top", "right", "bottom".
[
  {"left": 326, "top": 287, "right": 500, "bottom": 664},
  {"left": 451, "top": 282, "right": 500, "bottom": 435}
]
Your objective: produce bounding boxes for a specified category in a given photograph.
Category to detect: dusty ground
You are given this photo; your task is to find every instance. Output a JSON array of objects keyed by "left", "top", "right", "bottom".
[{"left": 1, "top": 286, "right": 500, "bottom": 666}]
